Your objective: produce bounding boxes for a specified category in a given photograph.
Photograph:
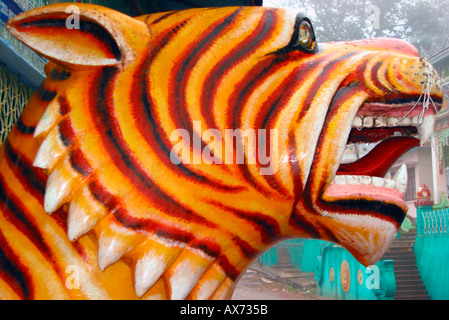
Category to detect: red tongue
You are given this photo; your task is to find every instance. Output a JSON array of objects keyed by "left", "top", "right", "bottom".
[{"left": 337, "top": 136, "right": 420, "bottom": 177}]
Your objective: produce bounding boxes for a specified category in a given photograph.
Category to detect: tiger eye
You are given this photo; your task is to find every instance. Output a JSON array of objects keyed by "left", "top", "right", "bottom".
[{"left": 299, "top": 21, "right": 313, "bottom": 48}]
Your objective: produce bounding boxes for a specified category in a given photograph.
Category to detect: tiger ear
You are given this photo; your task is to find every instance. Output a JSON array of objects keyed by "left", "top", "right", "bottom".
[{"left": 6, "top": 4, "right": 149, "bottom": 67}]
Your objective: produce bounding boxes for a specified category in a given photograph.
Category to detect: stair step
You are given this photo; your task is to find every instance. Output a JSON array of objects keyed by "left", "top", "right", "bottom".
[
  {"left": 272, "top": 264, "right": 294, "bottom": 268},
  {"left": 386, "top": 246, "right": 415, "bottom": 251},
  {"left": 393, "top": 262, "right": 418, "bottom": 267},
  {"left": 385, "top": 251, "right": 415, "bottom": 256},
  {"left": 391, "top": 238, "right": 415, "bottom": 243},
  {"left": 396, "top": 288, "right": 427, "bottom": 292},
  {"left": 396, "top": 281, "right": 425, "bottom": 287},
  {"left": 396, "top": 288, "right": 428, "bottom": 293},
  {"left": 395, "top": 274, "right": 422, "bottom": 279},
  {"left": 394, "top": 265, "right": 419, "bottom": 270},
  {"left": 396, "top": 291, "right": 429, "bottom": 296},
  {"left": 395, "top": 272, "right": 421, "bottom": 278},
  {"left": 394, "top": 234, "right": 417, "bottom": 240},
  {"left": 383, "top": 256, "right": 415, "bottom": 261},
  {"left": 396, "top": 276, "right": 422, "bottom": 281},
  {"left": 272, "top": 264, "right": 296, "bottom": 268},
  {"left": 393, "top": 235, "right": 416, "bottom": 240},
  {"left": 395, "top": 295, "right": 431, "bottom": 300},
  {"left": 387, "top": 260, "right": 416, "bottom": 264},
  {"left": 395, "top": 265, "right": 419, "bottom": 270},
  {"left": 383, "top": 257, "right": 415, "bottom": 262}
]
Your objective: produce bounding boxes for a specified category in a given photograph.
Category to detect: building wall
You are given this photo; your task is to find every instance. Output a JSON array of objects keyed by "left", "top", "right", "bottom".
[{"left": 431, "top": 135, "right": 449, "bottom": 202}]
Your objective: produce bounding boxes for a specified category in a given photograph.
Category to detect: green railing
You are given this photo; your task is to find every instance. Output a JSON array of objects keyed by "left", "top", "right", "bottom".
[
  {"left": 414, "top": 203, "right": 449, "bottom": 300},
  {"left": 416, "top": 207, "right": 449, "bottom": 235}
]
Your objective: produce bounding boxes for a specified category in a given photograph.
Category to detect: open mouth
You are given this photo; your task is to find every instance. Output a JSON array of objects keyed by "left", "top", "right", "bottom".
[{"left": 324, "top": 96, "right": 443, "bottom": 221}]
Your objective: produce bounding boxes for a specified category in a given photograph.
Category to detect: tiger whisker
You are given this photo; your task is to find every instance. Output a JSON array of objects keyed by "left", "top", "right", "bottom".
[{"left": 416, "top": 63, "right": 438, "bottom": 125}]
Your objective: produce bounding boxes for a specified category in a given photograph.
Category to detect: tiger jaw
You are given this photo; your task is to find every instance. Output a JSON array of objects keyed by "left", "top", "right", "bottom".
[
  {"left": 331, "top": 105, "right": 438, "bottom": 202},
  {"left": 321, "top": 100, "right": 441, "bottom": 219},
  {"left": 310, "top": 62, "right": 443, "bottom": 265}
]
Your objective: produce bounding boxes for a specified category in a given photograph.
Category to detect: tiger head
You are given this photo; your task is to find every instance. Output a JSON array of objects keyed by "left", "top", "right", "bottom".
[{"left": 7, "top": 4, "right": 443, "bottom": 299}]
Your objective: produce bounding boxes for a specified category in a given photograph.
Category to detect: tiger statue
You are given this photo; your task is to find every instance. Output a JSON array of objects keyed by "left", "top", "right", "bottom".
[{"left": 0, "top": 4, "right": 443, "bottom": 299}]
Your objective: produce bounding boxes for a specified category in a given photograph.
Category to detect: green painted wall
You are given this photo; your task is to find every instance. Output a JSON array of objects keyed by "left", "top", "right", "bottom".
[
  {"left": 259, "top": 245, "right": 278, "bottom": 266},
  {"left": 315, "top": 244, "right": 395, "bottom": 300}
]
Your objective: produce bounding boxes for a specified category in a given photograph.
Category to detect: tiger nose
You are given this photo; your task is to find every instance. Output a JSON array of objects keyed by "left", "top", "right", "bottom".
[
  {"left": 369, "top": 55, "right": 443, "bottom": 101},
  {"left": 420, "top": 58, "right": 443, "bottom": 96},
  {"left": 403, "top": 57, "right": 443, "bottom": 101}
]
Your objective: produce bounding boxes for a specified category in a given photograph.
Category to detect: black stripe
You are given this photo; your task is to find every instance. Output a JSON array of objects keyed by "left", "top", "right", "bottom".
[
  {"left": 35, "top": 84, "right": 56, "bottom": 102},
  {"left": 69, "top": 149, "right": 92, "bottom": 178},
  {"left": 58, "top": 119, "right": 74, "bottom": 148},
  {"left": 325, "top": 199, "right": 406, "bottom": 226},
  {"left": 289, "top": 208, "right": 321, "bottom": 238},
  {"left": 4, "top": 139, "right": 45, "bottom": 197},
  {"left": 191, "top": 240, "right": 221, "bottom": 258},
  {"left": 16, "top": 118, "right": 35, "bottom": 135},
  {"left": 49, "top": 68, "right": 71, "bottom": 82},
  {"left": 150, "top": 11, "right": 179, "bottom": 25},
  {"left": 0, "top": 231, "right": 31, "bottom": 299}
]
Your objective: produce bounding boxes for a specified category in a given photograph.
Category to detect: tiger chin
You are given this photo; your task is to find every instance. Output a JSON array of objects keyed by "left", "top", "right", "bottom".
[{"left": 1, "top": 4, "right": 444, "bottom": 299}]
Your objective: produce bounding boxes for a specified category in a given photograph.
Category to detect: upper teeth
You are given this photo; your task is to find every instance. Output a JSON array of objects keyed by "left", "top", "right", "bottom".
[
  {"left": 333, "top": 163, "right": 407, "bottom": 193},
  {"left": 352, "top": 114, "right": 436, "bottom": 145}
]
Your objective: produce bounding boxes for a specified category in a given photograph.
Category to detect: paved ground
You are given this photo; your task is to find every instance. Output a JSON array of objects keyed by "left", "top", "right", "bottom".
[{"left": 231, "top": 264, "right": 332, "bottom": 300}]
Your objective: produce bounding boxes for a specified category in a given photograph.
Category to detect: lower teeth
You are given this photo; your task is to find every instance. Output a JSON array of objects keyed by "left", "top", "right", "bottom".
[
  {"left": 333, "top": 163, "right": 408, "bottom": 193},
  {"left": 334, "top": 174, "right": 405, "bottom": 193}
]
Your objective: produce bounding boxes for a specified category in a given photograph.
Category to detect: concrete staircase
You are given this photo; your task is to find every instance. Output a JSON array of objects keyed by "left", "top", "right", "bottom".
[
  {"left": 273, "top": 244, "right": 295, "bottom": 270},
  {"left": 270, "top": 244, "right": 317, "bottom": 289},
  {"left": 382, "top": 229, "right": 430, "bottom": 300}
]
